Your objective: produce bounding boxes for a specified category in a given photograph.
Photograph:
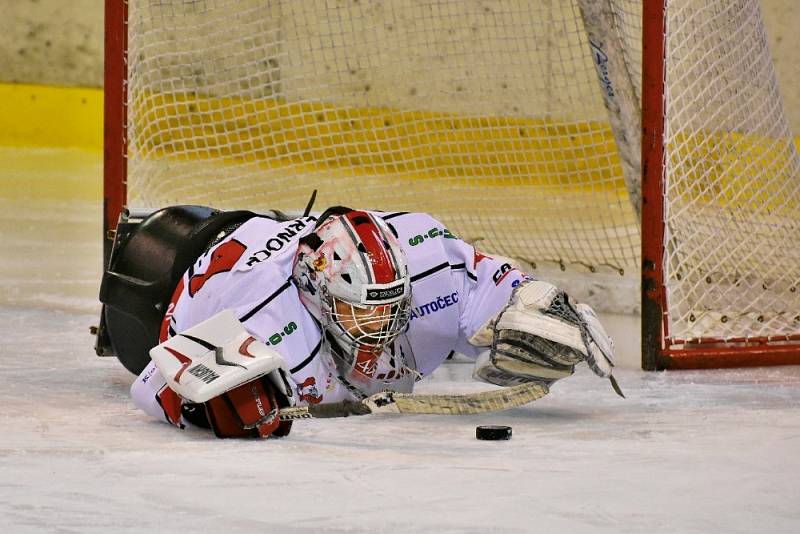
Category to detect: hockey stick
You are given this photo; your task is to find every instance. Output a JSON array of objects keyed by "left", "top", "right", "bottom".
[{"left": 278, "top": 381, "right": 549, "bottom": 421}]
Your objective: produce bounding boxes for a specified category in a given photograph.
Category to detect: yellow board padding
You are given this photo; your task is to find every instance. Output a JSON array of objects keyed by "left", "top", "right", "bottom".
[
  {"left": 0, "top": 83, "right": 102, "bottom": 150},
  {"left": 3, "top": 83, "right": 800, "bottom": 200},
  {"left": 134, "top": 91, "right": 625, "bottom": 189},
  {"left": 132, "top": 91, "right": 800, "bottom": 192}
]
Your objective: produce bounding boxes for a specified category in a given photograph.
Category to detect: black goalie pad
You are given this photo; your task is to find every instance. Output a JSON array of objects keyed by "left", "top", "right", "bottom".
[{"left": 95, "top": 205, "right": 257, "bottom": 375}]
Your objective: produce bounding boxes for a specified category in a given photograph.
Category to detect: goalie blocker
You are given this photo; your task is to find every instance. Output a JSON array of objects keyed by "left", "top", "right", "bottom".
[{"left": 148, "top": 310, "right": 295, "bottom": 438}]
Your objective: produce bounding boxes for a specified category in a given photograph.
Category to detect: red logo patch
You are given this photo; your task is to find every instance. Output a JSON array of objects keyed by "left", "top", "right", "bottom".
[
  {"left": 164, "top": 347, "right": 192, "bottom": 384},
  {"left": 473, "top": 250, "right": 492, "bottom": 268},
  {"left": 188, "top": 240, "right": 247, "bottom": 297},
  {"left": 298, "top": 377, "right": 323, "bottom": 404},
  {"left": 238, "top": 336, "right": 257, "bottom": 357}
]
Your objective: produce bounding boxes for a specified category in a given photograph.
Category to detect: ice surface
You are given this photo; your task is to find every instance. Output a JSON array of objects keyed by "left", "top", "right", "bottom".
[{"left": 1, "top": 148, "right": 799, "bottom": 533}]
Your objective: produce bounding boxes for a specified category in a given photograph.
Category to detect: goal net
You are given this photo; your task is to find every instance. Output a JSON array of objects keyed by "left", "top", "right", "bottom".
[
  {"left": 642, "top": 0, "right": 800, "bottom": 368},
  {"left": 105, "top": 0, "right": 800, "bottom": 369}
]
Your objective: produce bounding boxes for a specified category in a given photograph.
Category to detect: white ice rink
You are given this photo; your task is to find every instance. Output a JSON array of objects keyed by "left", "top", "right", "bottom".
[{"left": 1, "top": 148, "right": 799, "bottom": 533}]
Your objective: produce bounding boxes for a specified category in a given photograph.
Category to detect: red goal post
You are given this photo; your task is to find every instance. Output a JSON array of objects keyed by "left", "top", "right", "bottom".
[
  {"left": 103, "top": 0, "right": 127, "bottom": 270},
  {"left": 103, "top": 0, "right": 800, "bottom": 370},
  {"left": 641, "top": 1, "right": 800, "bottom": 369}
]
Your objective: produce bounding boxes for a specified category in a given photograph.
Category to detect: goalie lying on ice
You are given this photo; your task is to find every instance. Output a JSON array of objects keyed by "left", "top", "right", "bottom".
[{"left": 99, "top": 205, "right": 616, "bottom": 438}]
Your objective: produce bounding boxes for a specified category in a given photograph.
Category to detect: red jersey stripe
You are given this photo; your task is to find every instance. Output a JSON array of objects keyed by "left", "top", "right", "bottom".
[{"left": 159, "top": 277, "right": 185, "bottom": 343}]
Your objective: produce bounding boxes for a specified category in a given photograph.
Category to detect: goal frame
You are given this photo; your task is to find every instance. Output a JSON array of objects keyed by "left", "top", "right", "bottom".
[
  {"left": 103, "top": 0, "right": 800, "bottom": 370},
  {"left": 640, "top": 1, "right": 800, "bottom": 370}
]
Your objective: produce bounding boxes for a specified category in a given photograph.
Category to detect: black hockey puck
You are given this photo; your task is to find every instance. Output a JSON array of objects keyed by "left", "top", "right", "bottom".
[{"left": 476, "top": 425, "right": 512, "bottom": 441}]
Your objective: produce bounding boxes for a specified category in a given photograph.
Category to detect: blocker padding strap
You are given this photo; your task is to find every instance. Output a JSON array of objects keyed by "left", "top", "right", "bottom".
[{"left": 99, "top": 205, "right": 258, "bottom": 375}]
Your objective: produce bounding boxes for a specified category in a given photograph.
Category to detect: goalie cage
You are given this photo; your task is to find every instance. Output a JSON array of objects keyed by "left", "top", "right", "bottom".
[{"left": 102, "top": 0, "right": 800, "bottom": 371}]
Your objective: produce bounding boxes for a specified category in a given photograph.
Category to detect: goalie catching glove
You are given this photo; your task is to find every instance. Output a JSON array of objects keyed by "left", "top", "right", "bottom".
[
  {"left": 150, "top": 309, "right": 295, "bottom": 438},
  {"left": 473, "top": 280, "right": 622, "bottom": 395}
]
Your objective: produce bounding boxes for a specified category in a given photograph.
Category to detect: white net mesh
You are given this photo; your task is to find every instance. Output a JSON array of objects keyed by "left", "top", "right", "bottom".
[
  {"left": 123, "top": 0, "right": 800, "bottom": 349},
  {"left": 126, "top": 0, "right": 641, "bottom": 276},
  {"left": 663, "top": 0, "right": 800, "bottom": 344}
]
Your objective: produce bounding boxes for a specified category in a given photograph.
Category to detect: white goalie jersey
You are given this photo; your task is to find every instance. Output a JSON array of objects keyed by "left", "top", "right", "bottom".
[{"left": 131, "top": 211, "right": 529, "bottom": 427}]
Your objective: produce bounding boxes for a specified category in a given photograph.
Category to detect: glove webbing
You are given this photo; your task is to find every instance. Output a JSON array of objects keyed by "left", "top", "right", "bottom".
[{"left": 553, "top": 293, "right": 625, "bottom": 398}]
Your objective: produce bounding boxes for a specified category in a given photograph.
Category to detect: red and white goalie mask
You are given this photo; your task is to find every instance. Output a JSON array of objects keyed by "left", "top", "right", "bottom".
[{"left": 292, "top": 209, "right": 415, "bottom": 395}]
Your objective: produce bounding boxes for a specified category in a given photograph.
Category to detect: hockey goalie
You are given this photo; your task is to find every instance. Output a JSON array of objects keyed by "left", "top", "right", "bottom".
[{"left": 97, "top": 204, "right": 616, "bottom": 438}]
